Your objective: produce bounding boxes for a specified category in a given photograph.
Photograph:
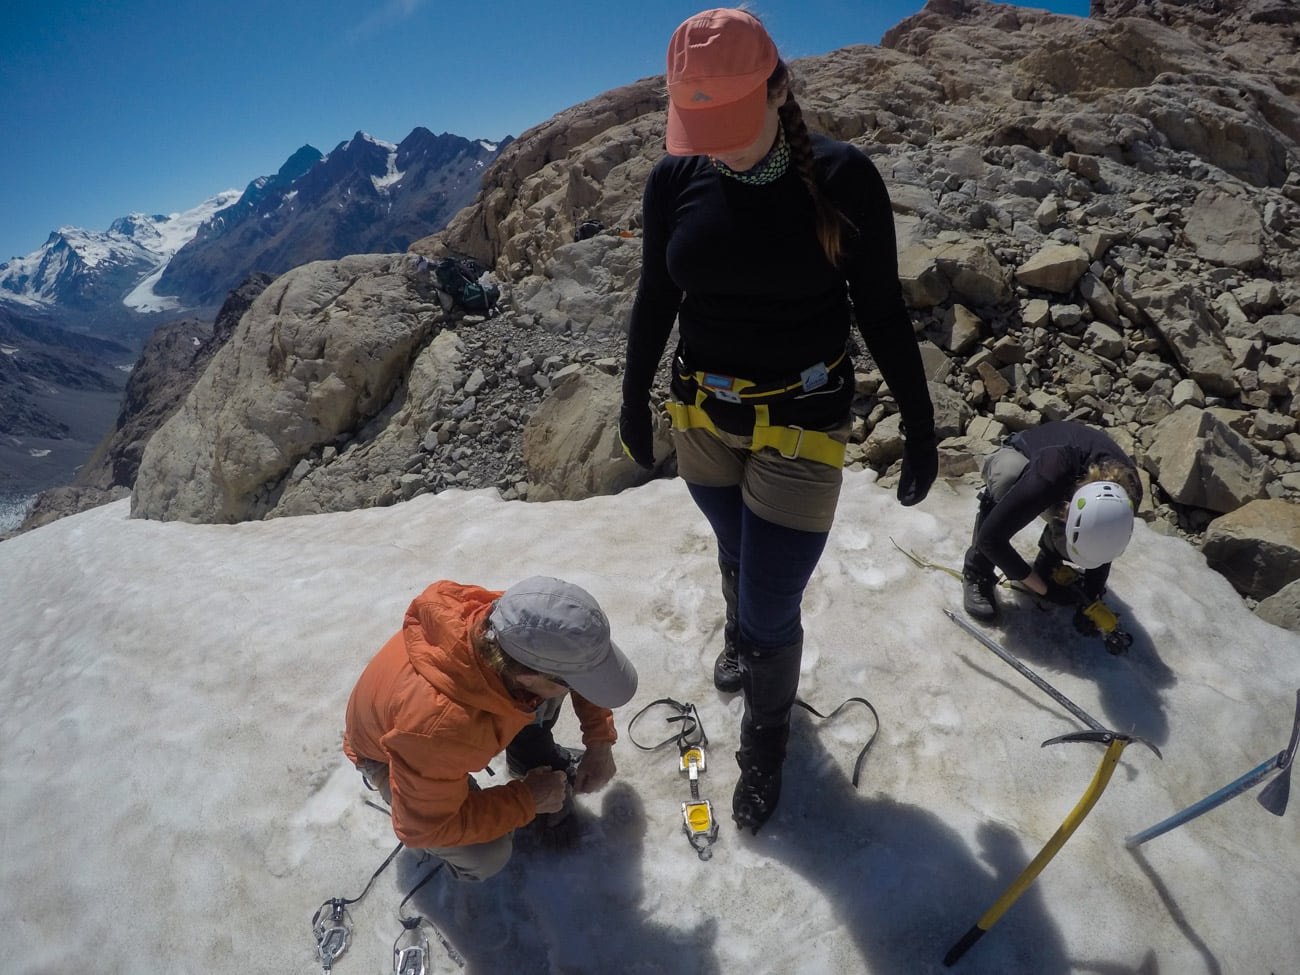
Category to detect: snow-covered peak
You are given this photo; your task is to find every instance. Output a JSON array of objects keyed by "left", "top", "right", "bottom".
[
  {"left": 340, "top": 132, "right": 398, "bottom": 154},
  {"left": 0, "top": 189, "right": 243, "bottom": 312},
  {"left": 145, "top": 191, "right": 242, "bottom": 258}
]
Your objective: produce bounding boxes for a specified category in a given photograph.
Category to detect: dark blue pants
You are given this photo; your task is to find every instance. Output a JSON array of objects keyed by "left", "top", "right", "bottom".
[{"left": 687, "top": 483, "right": 829, "bottom": 651}]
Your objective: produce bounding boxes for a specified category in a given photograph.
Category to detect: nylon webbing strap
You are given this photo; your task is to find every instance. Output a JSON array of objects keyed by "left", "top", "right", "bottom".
[
  {"left": 664, "top": 400, "right": 846, "bottom": 468},
  {"left": 794, "top": 696, "right": 881, "bottom": 788},
  {"left": 677, "top": 350, "right": 847, "bottom": 403}
]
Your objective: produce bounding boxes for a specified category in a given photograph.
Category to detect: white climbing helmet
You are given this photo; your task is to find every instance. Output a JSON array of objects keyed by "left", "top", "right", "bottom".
[{"left": 1065, "top": 480, "right": 1134, "bottom": 569}]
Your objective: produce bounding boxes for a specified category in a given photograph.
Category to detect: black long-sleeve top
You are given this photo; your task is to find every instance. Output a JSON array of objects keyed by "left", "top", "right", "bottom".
[
  {"left": 623, "top": 133, "right": 934, "bottom": 439},
  {"left": 976, "top": 421, "right": 1142, "bottom": 581}
]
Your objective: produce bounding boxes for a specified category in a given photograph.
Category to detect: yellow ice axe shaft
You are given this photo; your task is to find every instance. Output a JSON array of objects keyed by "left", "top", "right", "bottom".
[{"left": 944, "top": 735, "right": 1130, "bottom": 966}]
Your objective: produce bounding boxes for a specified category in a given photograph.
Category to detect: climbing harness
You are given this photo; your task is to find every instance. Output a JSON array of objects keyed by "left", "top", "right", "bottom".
[
  {"left": 312, "top": 801, "right": 464, "bottom": 974},
  {"left": 629, "top": 698, "right": 720, "bottom": 860},
  {"left": 666, "top": 350, "right": 850, "bottom": 468}
]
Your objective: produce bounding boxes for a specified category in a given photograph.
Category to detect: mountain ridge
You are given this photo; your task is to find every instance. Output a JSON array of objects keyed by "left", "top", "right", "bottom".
[{"left": 0, "top": 125, "right": 509, "bottom": 508}]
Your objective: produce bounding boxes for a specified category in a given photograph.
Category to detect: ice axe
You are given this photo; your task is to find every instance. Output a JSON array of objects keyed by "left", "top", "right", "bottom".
[
  {"left": 944, "top": 729, "right": 1160, "bottom": 967},
  {"left": 1125, "top": 689, "right": 1300, "bottom": 848}
]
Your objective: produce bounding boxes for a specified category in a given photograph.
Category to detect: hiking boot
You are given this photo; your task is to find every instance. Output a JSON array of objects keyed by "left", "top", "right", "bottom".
[
  {"left": 733, "top": 755, "right": 783, "bottom": 834},
  {"left": 962, "top": 569, "right": 999, "bottom": 621},
  {"left": 507, "top": 744, "right": 583, "bottom": 780},
  {"left": 732, "top": 722, "right": 789, "bottom": 834}
]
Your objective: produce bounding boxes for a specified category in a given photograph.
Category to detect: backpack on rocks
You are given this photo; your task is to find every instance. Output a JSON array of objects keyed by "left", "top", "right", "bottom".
[{"left": 429, "top": 256, "right": 500, "bottom": 314}]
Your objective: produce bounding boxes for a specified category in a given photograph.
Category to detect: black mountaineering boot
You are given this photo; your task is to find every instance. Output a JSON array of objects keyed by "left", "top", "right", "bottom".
[
  {"left": 733, "top": 638, "right": 802, "bottom": 833},
  {"left": 963, "top": 493, "right": 1000, "bottom": 621},
  {"left": 506, "top": 704, "right": 583, "bottom": 778},
  {"left": 962, "top": 568, "right": 998, "bottom": 621},
  {"left": 734, "top": 723, "right": 789, "bottom": 834},
  {"left": 713, "top": 559, "right": 743, "bottom": 693}
]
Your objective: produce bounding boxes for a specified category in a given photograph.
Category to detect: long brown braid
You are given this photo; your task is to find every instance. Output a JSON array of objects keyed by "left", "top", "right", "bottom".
[{"left": 771, "top": 60, "right": 856, "bottom": 267}]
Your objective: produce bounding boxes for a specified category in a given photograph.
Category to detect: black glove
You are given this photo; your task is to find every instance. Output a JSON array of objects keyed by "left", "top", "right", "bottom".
[
  {"left": 897, "top": 432, "right": 938, "bottom": 506},
  {"left": 618, "top": 402, "right": 655, "bottom": 469}
]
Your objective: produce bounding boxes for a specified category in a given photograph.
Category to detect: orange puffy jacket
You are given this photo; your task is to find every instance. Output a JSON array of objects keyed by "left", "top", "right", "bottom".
[{"left": 343, "top": 581, "right": 618, "bottom": 848}]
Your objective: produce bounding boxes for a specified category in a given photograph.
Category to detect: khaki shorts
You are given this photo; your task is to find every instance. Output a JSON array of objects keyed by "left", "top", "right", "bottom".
[
  {"left": 673, "top": 421, "right": 849, "bottom": 533},
  {"left": 357, "top": 760, "right": 512, "bottom": 882}
]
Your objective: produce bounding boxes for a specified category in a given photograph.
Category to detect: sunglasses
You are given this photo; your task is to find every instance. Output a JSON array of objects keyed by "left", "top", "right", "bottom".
[{"left": 538, "top": 672, "right": 571, "bottom": 689}]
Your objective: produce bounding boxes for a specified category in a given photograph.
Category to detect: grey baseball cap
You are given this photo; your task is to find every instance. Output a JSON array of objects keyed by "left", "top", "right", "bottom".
[{"left": 487, "top": 576, "right": 638, "bottom": 708}]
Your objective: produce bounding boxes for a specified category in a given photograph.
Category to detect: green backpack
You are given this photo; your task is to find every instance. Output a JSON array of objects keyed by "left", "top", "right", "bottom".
[{"left": 432, "top": 257, "right": 500, "bottom": 314}]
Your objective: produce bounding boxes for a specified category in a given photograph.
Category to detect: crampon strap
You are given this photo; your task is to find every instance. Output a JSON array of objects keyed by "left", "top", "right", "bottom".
[
  {"left": 794, "top": 695, "right": 881, "bottom": 788},
  {"left": 312, "top": 841, "right": 403, "bottom": 973},
  {"left": 629, "top": 698, "right": 719, "bottom": 860}
]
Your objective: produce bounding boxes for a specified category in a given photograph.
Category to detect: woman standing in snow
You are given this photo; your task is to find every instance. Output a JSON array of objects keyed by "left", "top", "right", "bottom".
[{"left": 619, "top": 8, "right": 937, "bottom": 833}]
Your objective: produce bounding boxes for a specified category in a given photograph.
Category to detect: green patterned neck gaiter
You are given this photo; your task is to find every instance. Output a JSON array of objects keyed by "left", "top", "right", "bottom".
[{"left": 711, "top": 127, "right": 789, "bottom": 186}]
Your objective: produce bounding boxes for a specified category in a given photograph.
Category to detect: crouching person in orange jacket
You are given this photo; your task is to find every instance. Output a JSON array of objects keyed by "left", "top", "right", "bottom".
[{"left": 343, "top": 576, "right": 638, "bottom": 881}]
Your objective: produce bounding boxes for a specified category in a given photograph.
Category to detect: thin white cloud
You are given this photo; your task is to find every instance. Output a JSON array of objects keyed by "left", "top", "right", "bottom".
[{"left": 349, "top": 0, "right": 428, "bottom": 40}]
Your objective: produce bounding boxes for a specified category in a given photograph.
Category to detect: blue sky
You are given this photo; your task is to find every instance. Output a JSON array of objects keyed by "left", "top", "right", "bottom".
[{"left": 0, "top": 0, "right": 1088, "bottom": 263}]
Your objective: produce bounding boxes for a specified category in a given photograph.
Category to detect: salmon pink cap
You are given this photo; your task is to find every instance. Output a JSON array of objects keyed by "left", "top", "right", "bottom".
[{"left": 665, "top": 8, "right": 779, "bottom": 156}]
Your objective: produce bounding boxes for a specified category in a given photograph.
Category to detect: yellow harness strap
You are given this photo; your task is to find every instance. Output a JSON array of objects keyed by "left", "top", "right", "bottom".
[{"left": 664, "top": 399, "right": 846, "bottom": 469}]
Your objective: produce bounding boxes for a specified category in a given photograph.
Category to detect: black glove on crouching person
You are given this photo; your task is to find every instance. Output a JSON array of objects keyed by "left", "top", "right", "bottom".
[
  {"left": 618, "top": 402, "right": 656, "bottom": 470},
  {"left": 897, "top": 430, "right": 938, "bottom": 506}
]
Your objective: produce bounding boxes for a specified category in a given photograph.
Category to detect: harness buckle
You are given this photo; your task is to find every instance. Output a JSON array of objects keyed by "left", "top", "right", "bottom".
[{"left": 779, "top": 426, "right": 806, "bottom": 460}]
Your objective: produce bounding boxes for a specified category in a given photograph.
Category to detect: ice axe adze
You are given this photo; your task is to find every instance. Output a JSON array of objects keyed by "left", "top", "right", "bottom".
[
  {"left": 1125, "top": 688, "right": 1300, "bottom": 848},
  {"left": 944, "top": 730, "right": 1160, "bottom": 967}
]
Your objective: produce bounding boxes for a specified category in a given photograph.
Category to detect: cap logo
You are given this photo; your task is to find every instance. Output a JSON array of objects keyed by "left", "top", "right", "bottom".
[{"left": 691, "top": 90, "right": 712, "bottom": 102}]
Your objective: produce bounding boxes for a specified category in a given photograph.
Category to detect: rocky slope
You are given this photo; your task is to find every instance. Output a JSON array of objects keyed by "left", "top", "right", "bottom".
[{"left": 22, "top": 0, "right": 1300, "bottom": 624}]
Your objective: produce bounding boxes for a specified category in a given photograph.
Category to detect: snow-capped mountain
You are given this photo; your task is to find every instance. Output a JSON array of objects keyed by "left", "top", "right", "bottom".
[
  {"left": 155, "top": 128, "right": 508, "bottom": 308},
  {"left": 0, "top": 126, "right": 509, "bottom": 508},
  {"left": 0, "top": 192, "right": 240, "bottom": 316},
  {"left": 0, "top": 127, "right": 507, "bottom": 326}
]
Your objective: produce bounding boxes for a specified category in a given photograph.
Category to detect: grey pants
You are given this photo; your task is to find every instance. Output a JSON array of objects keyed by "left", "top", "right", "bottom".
[
  {"left": 359, "top": 761, "right": 513, "bottom": 882},
  {"left": 979, "top": 446, "right": 1068, "bottom": 559}
]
